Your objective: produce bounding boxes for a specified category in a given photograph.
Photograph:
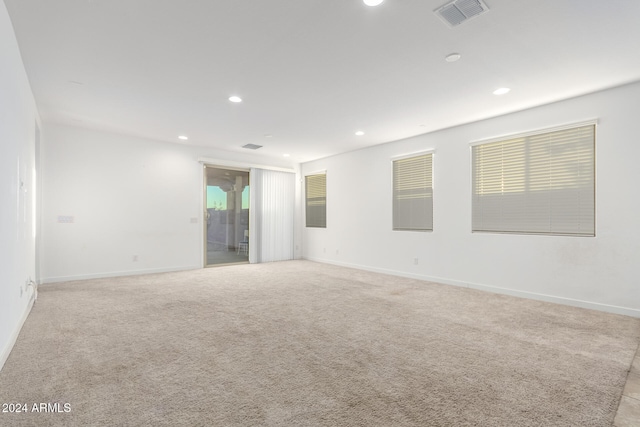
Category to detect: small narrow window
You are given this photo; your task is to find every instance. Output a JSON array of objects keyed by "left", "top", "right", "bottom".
[
  {"left": 471, "top": 123, "right": 595, "bottom": 236},
  {"left": 305, "top": 173, "right": 326, "bottom": 228},
  {"left": 392, "top": 152, "right": 433, "bottom": 231}
]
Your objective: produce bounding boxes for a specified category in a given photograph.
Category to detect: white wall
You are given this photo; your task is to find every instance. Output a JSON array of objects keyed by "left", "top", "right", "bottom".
[
  {"left": 302, "top": 81, "right": 640, "bottom": 317},
  {"left": 41, "top": 123, "right": 301, "bottom": 283},
  {"left": 0, "top": 2, "right": 40, "bottom": 370}
]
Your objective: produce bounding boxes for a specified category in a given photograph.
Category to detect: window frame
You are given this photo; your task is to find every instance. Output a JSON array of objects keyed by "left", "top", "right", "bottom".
[
  {"left": 304, "top": 171, "right": 327, "bottom": 228},
  {"left": 391, "top": 150, "right": 435, "bottom": 232},
  {"left": 469, "top": 120, "right": 596, "bottom": 237}
]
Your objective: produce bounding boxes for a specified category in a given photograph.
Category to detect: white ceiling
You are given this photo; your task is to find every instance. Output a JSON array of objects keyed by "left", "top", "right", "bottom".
[{"left": 5, "top": 0, "right": 640, "bottom": 163}]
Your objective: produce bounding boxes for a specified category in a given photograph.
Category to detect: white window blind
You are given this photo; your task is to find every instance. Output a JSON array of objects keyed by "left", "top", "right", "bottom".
[
  {"left": 471, "top": 123, "right": 595, "bottom": 236},
  {"left": 393, "top": 153, "right": 433, "bottom": 231},
  {"left": 305, "top": 173, "right": 326, "bottom": 228}
]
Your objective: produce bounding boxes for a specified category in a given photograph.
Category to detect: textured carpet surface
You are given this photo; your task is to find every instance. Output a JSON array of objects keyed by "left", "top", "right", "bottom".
[{"left": 0, "top": 260, "right": 638, "bottom": 426}]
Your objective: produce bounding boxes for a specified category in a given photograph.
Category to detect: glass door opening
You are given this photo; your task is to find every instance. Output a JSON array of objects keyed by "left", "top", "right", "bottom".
[{"left": 205, "top": 166, "right": 249, "bottom": 266}]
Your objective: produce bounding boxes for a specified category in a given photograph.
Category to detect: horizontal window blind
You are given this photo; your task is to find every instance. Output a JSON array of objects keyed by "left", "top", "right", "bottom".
[
  {"left": 393, "top": 153, "right": 433, "bottom": 231},
  {"left": 305, "top": 173, "right": 326, "bottom": 228},
  {"left": 471, "top": 124, "right": 595, "bottom": 236}
]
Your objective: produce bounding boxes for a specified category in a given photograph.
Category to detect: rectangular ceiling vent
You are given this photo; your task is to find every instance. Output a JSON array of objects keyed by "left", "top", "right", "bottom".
[
  {"left": 242, "top": 143, "right": 263, "bottom": 150},
  {"left": 435, "top": 0, "right": 489, "bottom": 27}
]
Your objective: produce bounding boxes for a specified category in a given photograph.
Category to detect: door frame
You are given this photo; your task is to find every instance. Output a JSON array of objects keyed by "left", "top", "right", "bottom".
[{"left": 203, "top": 164, "right": 250, "bottom": 267}]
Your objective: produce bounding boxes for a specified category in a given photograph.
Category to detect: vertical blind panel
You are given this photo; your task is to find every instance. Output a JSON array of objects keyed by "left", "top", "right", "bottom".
[
  {"left": 251, "top": 168, "right": 295, "bottom": 263},
  {"left": 472, "top": 124, "right": 595, "bottom": 236},
  {"left": 305, "top": 173, "right": 326, "bottom": 228},
  {"left": 393, "top": 153, "right": 433, "bottom": 231}
]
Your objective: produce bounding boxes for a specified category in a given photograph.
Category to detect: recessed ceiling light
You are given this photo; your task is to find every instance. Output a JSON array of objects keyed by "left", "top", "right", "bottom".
[
  {"left": 264, "top": 134, "right": 273, "bottom": 138},
  {"left": 178, "top": 135, "right": 188, "bottom": 140},
  {"left": 283, "top": 153, "right": 290, "bottom": 157},
  {"left": 355, "top": 131, "right": 365, "bottom": 136},
  {"left": 445, "top": 53, "right": 461, "bottom": 62},
  {"left": 493, "top": 87, "right": 511, "bottom": 95},
  {"left": 229, "top": 96, "right": 242, "bottom": 103},
  {"left": 363, "top": 0, "right": 384, "bottom": 5}
]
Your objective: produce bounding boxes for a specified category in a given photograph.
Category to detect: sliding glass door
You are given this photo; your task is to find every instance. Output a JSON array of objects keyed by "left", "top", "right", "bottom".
[{"left": 204, "top": 166, "right": 249, "bottom": 266}]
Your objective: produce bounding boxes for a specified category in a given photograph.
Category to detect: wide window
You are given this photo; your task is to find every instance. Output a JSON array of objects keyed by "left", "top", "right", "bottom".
[
  {"left": 305, "top": 173, "right": 326, "bottom": 228},
  {"left": 393, "top": 152, "right": 433, "bottom": 231},
  {"left": 471, "top": 123, "right": 595, "bottom": 236}
]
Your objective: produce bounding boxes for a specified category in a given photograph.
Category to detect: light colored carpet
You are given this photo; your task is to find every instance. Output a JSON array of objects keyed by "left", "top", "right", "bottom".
[{"left": 0, "top": 260, "right": 638, "bottom": 426}]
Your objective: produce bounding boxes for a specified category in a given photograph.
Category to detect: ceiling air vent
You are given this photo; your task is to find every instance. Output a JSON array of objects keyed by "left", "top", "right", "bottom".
[
  {"left": 242, "top": 143, "right": 263, "bottom": 150},
  {"left": 435, "top": 0, "right": 489, "bottom": 27}
]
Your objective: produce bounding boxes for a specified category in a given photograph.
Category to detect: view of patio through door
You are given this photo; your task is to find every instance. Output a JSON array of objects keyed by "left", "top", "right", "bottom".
[{"left": 205, "top": 166, "right": 250, "bottom": 266}]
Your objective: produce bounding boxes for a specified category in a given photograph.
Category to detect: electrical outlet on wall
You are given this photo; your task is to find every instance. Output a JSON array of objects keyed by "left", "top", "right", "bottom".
[
  {"left": 414, "top": 258, "right": 419, "bottom": 265},
  {"left": 132, "top": 255, "right": 139, "bottom": 262}
]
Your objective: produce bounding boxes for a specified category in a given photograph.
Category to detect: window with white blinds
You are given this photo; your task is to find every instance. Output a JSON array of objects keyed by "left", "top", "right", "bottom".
[
  {"left": 471, "top": 123, "right": 595, "bottom": 236},
  {"left": 393, "top": 152, "right": 433, "bottom": 231},
  {"left": 305, "top": 173, "right": 326, "bottom": 228}
]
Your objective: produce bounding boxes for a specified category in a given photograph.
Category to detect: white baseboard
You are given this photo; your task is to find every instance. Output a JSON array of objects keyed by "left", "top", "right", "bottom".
[
  {"left": 41, "top": 265, "right": 201, "bottom": 284},
  {"left": 303, "top": 257, "right": 640, "bottom": 318},
  {"left": 0, "top": 293, "right": 35, "bottom": 373}
]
